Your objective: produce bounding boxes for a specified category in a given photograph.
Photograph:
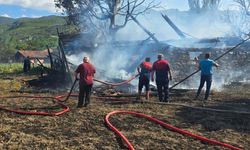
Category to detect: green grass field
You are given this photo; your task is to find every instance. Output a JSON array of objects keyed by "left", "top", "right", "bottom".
[
  {"left": 0, "top": 63, "right": 23, "bottom": 74},
  {"left": 0, "top": 63, "right": 51, "bottom": 75}
]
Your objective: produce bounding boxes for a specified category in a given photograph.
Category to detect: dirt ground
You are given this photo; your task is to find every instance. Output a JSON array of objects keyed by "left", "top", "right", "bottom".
[{"left": 0, "top": 74, "right": 250, "bottom": 150}]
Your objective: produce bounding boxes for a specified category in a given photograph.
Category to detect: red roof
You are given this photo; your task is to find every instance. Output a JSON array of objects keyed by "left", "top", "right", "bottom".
[{"left": 17, "top": 49, "right": 52, "bottom": 58}]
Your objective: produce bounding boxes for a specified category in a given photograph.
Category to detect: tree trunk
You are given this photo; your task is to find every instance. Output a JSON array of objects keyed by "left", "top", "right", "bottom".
[{"left": 109, "top": 0, "right": 119, "bottom": 40}]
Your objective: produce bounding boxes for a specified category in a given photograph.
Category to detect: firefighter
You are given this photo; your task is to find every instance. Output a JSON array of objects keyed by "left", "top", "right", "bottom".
[
  {"left": 151, "top": 54, "right": 172, "bottom": 102},
  {"left": 75, "top": 56, "right": 96, "bottom": 107},
  {"left": 137, "top": 57, "right": 152, "bottom": 101}
]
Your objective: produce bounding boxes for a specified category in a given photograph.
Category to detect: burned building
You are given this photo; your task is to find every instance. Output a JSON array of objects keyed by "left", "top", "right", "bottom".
[{"left": 56, "top": 13, "right": 250, "bottom": 91}]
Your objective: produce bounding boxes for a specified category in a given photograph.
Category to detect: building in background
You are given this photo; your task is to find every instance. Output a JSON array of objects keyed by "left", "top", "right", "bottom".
[{"left": 15, "top": 49, "right": 52, "bottom": 65}]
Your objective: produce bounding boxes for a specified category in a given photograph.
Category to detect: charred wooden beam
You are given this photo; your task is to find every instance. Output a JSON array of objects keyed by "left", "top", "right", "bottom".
[
  {"left": 57, "top": 28, "right": 74, "bottom": 83},
  {"left": 46, "top": 45, "right": 54, "bottom": 70},
  {"left": 161, "top": 13, "right": 186, "bottom": 39},
  {"left": 35, "top": 58, "right": 52, "bottom": 72},
  {"left": 129, "top": 14, "right": 160, "bottom": 44}
]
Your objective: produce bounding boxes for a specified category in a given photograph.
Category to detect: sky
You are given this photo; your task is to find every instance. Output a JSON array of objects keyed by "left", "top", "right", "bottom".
[
  {"left": 160, "top": 0, "right": 237, "bottom": 10},
  {"left": 0, "top": 0, "right": 237, "bottom": 18}
]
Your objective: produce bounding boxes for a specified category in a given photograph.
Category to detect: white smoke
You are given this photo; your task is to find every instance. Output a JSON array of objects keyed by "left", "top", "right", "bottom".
[
  {"left": 66, "top": 45, "right": 138, "bottom": 80},
  {"left": 117, "top": 9, "right": 232, "bottom": 41},
  {"left": 66, "top": 8, "right": 249, "bottom": 91},
  {"left": 226, "top": 10, "right": 250, "bottom": 37}
]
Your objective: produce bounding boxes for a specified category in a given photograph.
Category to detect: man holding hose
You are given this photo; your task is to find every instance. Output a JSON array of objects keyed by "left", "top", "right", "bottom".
[
  {"left": 75, "top": 56, "right": 96, "bottom": 108},
  {"left": 196, "top": 53, "right": 219, "bottom": 101},
  {"left": 151, "top": 54, "right": 172, "bottom": 102},
  {"left": 137, "top": 57, "right": 152, "bottom": 101}
]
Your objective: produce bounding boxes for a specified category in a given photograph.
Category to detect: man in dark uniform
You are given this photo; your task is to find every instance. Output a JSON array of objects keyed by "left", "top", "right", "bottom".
[
  {"left": 151, "top": 54, "right": 172, "bottom": 102},
  {"left": 75, "top": 56, "right": 96, "bottom": 107},
  {"left": 23, "top": 56, "right": 31, "bottom": 73},
  {"left": 137, "top": 57, "right": 152, "bottom": 100}
]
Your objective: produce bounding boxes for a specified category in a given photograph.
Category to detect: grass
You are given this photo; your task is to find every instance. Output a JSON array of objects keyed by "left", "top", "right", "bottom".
[
  {"left": 0, "top": 72, "right": 250, "bottom": 149},
  {"left": 0, "top": 63, "right": 23, "bottom": 74},
  {"left": 0, "top": 63, "right": 51, "bottom": 76}
]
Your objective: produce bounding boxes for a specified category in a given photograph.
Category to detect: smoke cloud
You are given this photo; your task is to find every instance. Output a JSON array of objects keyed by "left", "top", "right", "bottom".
[{"left": 66, "top": 8, "right": 250, "bottom": 92}]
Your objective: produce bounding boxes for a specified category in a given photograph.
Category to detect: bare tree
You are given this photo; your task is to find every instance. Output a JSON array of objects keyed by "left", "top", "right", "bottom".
[
  {"left": 188, "top": 0, "right": 201, "bottom": 12},
  {"left": 202, "top": 0, "right": 221, "bottom": 10},
  {"left": 227, "top": 0, "right": 250, "bottom": 37},
  {"left": 234, "top": 0, "right": 250, "bottom": 15},
  {"left": 188, "top": 0, "right": 221, "bottom": 13},
  {"left": 55, "top": 0, "right": 158, "bottom": 39}
]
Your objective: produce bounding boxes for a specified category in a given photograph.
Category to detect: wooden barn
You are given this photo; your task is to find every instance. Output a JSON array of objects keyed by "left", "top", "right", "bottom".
[{"left": 15, "top": 49, "right": 53, "bottom": 64}]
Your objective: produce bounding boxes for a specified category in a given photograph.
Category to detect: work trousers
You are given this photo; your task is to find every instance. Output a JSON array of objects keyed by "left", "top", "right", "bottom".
[
  {"left": 23, "top": 63, "right": 30, "bottom": 73},
  {"left": 78, "top": 82, "right": 93, "bottom": 107},
  {"left": 156, "top": 79, "right": 169, "bottom": 102},
  {"left": 196, "top": 75, "right": 212, "bottom": 100},
  {"left": 138, "top": 76, "right": 150, "bottom": 91}
]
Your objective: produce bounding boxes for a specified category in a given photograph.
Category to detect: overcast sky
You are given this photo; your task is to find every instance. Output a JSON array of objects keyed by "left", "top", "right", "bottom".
[{"left": 0, "top": 0, "right": 237, "bottom": 18}]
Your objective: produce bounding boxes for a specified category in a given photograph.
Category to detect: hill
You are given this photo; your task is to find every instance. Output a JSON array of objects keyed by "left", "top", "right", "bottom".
[
  {"left": 0, "top": 17, "right": 15, "bottom": 24},
  {"left": 0, "top": 16, "right": 75, "bottom": 59}
]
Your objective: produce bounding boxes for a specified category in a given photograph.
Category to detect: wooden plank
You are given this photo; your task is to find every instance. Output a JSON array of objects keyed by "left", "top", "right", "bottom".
[{"left": 46, "top": 45, "right": 54, "bottom": 69}]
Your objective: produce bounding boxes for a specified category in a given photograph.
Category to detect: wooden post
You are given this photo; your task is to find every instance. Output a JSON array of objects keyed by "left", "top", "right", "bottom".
[
  {"left": 46, "top": 45, "right": 53, "bottom": 69},
  {"left": 58, "top": 40, "right": 70, "bottom": 73},
  {"left": 56, "top": 27, "right": 73, "bottom": 83}
]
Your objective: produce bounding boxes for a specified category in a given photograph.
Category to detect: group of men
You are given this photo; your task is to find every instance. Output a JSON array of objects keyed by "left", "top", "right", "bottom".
[
  {"left": 75, "top": 53, "right": 219, "bottom": 108},
  {"left": 137, "top": 54, "right": 172, "bottom": 102},
  {"left": 137, "top": 53, "right": 219, "bottom": 102}
]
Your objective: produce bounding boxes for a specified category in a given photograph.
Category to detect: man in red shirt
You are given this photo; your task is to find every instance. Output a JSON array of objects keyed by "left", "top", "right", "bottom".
[
  {"left": 75, "top": 56, "right": 96, "bottom": 107},
  {"left": 151, "top": 54, "right": 172, "bottom": 102},
  {"left": 137, "top": 57, "right": 152, "bottom": 100}
]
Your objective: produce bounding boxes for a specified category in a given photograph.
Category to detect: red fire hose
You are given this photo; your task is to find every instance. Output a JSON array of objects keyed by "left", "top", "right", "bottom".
[
  {"left": 105, "top": 110, "right": 242, "bottom": 150},
  {"left": 0, "top": 73, "right": 139, "bottom": 116},
  {"left": 55, "top": 74, "right": 139, "bottom": 103},
  {"left": 0, "top": 93, "right": 134, "bottom": 117},
  {"left": 93, "top": 74, "right": 139, "bottom": 86},
  {"left": 0, "top": 96, "right": 69, "bottom": 116}
]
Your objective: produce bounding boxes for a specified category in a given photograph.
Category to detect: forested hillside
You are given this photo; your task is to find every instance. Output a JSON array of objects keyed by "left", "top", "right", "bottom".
[{"left": 0, "top": 16, "right": 75, "bottom": 58}]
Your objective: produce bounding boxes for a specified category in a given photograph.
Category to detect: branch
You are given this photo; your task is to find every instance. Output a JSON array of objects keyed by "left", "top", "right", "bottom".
[
  {"left": 113, "top": 1, "right": 130, "bottom": 30},
  {"left": 132, "top": 1, "right": 160, "bottom": 17},
  {"left": 234, "top": 0, "right": 250, "bottom": 15}
]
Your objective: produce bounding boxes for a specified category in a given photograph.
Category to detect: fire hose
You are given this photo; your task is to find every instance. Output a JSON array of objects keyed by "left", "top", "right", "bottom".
[
  {"left": 0, "top": 95, "right": 69, "bottom": 116},
  {"left": 57, "top": 78, "right": 78, "bottom": 102},
  {"left": 91, "top": 67, "right": 246, "bottom": 150},
  {"left": 0, "top": 74, "right": 140, "bottom": 115},
  {"left": 105, "top": 110, "right": 242, "bottom": 150},
  {"left": 93, "top": 74, "right": 139, "bottom": 86},
  {"left": 56, "top": 73, "right": 139, "bottom": 103}
]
